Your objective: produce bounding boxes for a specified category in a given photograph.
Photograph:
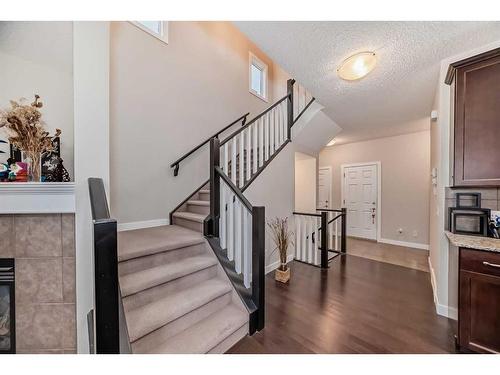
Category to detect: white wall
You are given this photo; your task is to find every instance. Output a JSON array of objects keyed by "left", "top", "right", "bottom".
[
  {"left": 73, "top": 21, "right": 110, "bottom": 353},
  {"left": 320, "top": 129, "right": 431, "bottom": 247},
  {"left": 0, "top": 22, "right": 74, "bottom": 178},
  {"left": 294, "top": 152, "right": 317, "bottom": 212}
]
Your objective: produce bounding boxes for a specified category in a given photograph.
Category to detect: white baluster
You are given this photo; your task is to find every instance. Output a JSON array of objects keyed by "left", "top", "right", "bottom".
[
  {"left": 329, "top": 212, "right": 333, "bottom": 251},
  {"left": 243, "top": 208, "right": 252, "bottom": 288},
  {"left": 252, "top": 123, "right": 258, "bottom": 174},
  {"left": 231, "top": 137, "right": 237, "bottom": 185},
  {"left": 220, "top": 183, "right": 226, "bottom": 249},
  {"left": 270, "top": 108, "right": 275, "bottom": 155},
  {"left": 234, "top": 200, "right": 242, "bottom": 274},
  {"left": 300, "top": 217, "right": 306, "bottom": 262},
  {"left": 295, "top": 216, "right": 301, "bottom": 260},
  {"left": 282, "top": 102, "right": 287, "bottom": 145},
  {"left": 239, "top": 132, "right": 244, "bottom": 188},
  {"left": 306, "top": 217, "right": 312, "bottom": 263},
  {"left": 335, "top": 219, "right": 339, "bottom": 252},
  {"left": 313, "top": 217, "right": 319, "bottom": 265},
  {"left": 227, "top": 190, "right": 234, "bottom": 261},
  {"left": 264, "top": 113, "right": 269, "bottom": 161},
  {"left": 259, "top": 118, "right": 264, "bottom": 167},
  {"left": 246, "top": 127, "right": 251, "bottom": 182}
]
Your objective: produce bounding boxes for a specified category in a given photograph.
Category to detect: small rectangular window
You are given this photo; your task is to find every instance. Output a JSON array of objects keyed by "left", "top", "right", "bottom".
[
  {"left": 131, "top": 21, "right": 168, "bottom": 44},
  {"left": 249, "top": 52, "right": 268, "bottom": 102}
]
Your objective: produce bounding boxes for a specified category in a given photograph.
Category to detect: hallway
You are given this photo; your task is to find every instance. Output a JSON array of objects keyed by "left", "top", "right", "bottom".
[{"left": 228, "top": 256, "right": 455, "bottom": 354}]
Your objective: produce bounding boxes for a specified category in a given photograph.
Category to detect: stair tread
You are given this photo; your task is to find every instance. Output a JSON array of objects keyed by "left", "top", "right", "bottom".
[
  {"left": 120, "top": 255, "right": 218, "bottom": 297},
  {"left": 118, "top": 225, "right": 204, "bottom": 262},
  {"left": 146, "top": 304, "right": 248, "bottom": 354},
  {"left": 187, "top": 200, "right": 210, "bottom": 206},
  {"left": 199, "top": 189, "right": 210, "bottom": 194},
  {"left": 172, "top": 211, "right": 206, "bottom": 223},
  {"left": 127, "top": 278, "right": 232, "bottom": 342}
]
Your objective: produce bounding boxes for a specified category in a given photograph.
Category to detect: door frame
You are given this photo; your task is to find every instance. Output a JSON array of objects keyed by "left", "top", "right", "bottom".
[
  {"left": 340, "top": 161, "right": 382, "bottom": 241},
  {"left": 318, "top": 166, "right": 333, "bottom": 209}
]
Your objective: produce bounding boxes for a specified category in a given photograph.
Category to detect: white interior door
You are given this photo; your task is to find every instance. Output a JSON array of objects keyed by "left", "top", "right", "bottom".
[
  {"left": 318, "top": 167, "right": 332, "bottom": 209},
  {"left": 343, "top": 164, "right": 377, "bottom": 240}
]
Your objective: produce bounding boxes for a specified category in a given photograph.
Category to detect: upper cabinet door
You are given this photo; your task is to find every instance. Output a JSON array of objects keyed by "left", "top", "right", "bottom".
[{"left": 453, "top": 51, "right": 500, "bottom": 187}]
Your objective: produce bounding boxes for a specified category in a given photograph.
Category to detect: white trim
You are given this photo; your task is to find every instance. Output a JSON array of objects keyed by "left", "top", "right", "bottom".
[
  {"left": 265, "top": 254, "right": 295, "bottom": 274},
  {"left": 340, "top": 161, "right": 382, "bottom": 241},
  {"left": 428, "top": 256, "right": 458, "bottom": 320},
  {"left": 248, "top": 52, "right": 269, "bottom": 102},
  {"left": 130, "top": 21, "right": 169, "bottom": 44},
  {"left": 318, "top": 166, "right": 333, "bottom": 209},
  {"left": 0, "top": 182, "right": 75, "bottom": 213},
  {"left": 118, "top": 218, "right": 168, "bottom": 232},
  {"left": 378, "top": 237, "right": 429, "bottom": 251}
]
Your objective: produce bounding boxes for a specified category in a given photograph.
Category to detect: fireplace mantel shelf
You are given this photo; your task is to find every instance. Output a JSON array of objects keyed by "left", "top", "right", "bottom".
[{"left": 0, "top": 182, "right": 75, "bottom": 214}]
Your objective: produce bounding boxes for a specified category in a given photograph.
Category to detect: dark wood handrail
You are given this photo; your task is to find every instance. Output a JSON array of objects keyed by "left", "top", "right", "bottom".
[
  {"left": 316, "top": 208, "right": 343, "bottom": 213},
  {"left": 219, "top": 94, "right": 290, "bottom": 147},
  {"left": 215, "top": 166, "right": 253, "bottom": 212},
  {"left": 170, "top": 112, "right": 249, "bottom": 176},
  {"left": 293, "top": 211, "right": 321, "bottom": 217},
  {"left": 169, "top": 178, "right": 209, "bottom": 224},
  {"left": 292, "top": 97, "right": 315, "bottom": 126}
]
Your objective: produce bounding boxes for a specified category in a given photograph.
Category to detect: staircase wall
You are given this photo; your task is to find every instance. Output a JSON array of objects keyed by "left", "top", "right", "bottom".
[{"left": 109, "top": 21, "right": 290, "bottom": 226}]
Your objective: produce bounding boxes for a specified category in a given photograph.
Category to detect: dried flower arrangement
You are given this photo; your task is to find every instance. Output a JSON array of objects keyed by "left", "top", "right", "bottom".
[
  {"left": 0, "top": 95, "right": 60, "bottom": 181},
  {"left": 268, "top": 217, "right": 294, "bottom": 283}
]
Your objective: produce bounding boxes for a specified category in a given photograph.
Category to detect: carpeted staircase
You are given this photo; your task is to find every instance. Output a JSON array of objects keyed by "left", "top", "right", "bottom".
[{"left": 117, "top": 186, "right": 249, "bottom": 353}]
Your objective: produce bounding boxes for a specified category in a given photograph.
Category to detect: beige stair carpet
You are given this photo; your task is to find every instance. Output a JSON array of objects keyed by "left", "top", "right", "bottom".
[{"left": 118, "top": 185, "right": 248, "bottom": 353}]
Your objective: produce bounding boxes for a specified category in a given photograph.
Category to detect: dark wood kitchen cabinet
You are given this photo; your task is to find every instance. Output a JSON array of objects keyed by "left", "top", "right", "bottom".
[
  {"left": 446, "top": 48, "right": 500, "bottom": 187},
  {"left": 458, "top": 247, "right": 500, "bottom": 353}
]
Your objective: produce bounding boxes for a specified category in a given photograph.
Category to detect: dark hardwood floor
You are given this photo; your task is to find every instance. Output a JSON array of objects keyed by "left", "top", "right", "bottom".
[{"left": 228, "top": 255, "right": 456, "bottom": 354}]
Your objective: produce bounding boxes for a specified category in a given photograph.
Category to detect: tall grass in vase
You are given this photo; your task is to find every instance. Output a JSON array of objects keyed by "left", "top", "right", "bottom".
[{"left": 268, "top": 217, "right": 293, "bottom": 283}]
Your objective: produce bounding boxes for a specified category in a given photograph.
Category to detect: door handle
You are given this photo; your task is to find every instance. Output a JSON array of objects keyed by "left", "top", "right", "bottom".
[{"left": 483, "top": 261, "right": 500, "bottom": 269}]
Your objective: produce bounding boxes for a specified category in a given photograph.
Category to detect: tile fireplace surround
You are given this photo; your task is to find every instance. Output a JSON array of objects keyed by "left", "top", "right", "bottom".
[{"left": 0, "top": 213, "right": 76, "bottom": 354}]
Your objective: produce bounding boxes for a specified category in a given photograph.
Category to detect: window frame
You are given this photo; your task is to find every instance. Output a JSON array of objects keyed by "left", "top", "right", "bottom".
[
  {"left": 249, "top": 52, "right": 269, "bottom": 102},
  {"left": 130, "top": 21, "right": 169, "bottom": 44}
]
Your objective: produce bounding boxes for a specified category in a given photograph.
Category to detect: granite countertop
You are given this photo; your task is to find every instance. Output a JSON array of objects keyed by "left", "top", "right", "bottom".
[{"left": 445, "top": 231, "right": 500, "bottom": 253}]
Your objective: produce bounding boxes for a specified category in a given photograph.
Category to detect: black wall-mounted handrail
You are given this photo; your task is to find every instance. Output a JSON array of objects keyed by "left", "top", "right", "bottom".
[
  {"left": 170, "top": 112, "right": 249, "bottom": 176},
  {"left": 88, "top": 177, "right": 120, "bottom": 354}
]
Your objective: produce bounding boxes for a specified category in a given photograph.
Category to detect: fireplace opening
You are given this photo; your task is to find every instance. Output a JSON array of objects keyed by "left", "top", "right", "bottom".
[{"left": 0, "top": 259, "right": 15, "bottom": 354}]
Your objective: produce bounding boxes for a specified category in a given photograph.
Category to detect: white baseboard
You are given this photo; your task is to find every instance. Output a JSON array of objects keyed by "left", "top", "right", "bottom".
[
  {"left": 265, "top": 254, "right": 295, "bottom": 274},
  {"left": 118, "top": 218, "right": 168, "bottom": 232},
  {"left": 378, "top": 237, "right": 429, "bottom": 251},
  {"left": 428, "top": 256, "right": 458, "bottom": 320}
]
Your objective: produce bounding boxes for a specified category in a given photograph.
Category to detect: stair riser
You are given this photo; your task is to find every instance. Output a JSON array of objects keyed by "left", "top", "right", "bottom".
[
  {"left": 198, "top": 192, "right": 210, "bottom": 201},
  {"left": 131, "top": 292, "right": 233, "bottom": 353},
  {"left": 173, "top": 216, "right": 204, "bottom": 232},
  {"left": 123, "top": 265, "right": 218, "bottom": 312},
  {"left": 118, "top": 242, "right": 206, "bottom": 277},
  {"left": 207, "top": 323, "right": 248, "bottom": 354},
  {"left": 186, "top": 204, "right": 210, "bottom": 215}
]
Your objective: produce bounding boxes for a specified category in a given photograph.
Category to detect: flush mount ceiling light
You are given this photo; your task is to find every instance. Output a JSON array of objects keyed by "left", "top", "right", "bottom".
[
  {"left": 327, "top": 138, "right": 336, "bottom": 146},
  {"left": 337, "top": 51, "right": 377, "bottom": 81}
]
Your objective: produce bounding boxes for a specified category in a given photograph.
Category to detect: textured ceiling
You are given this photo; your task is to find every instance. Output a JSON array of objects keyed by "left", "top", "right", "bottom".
[{"left": 234, "top": 21, "right": 500, "bottom": 144}]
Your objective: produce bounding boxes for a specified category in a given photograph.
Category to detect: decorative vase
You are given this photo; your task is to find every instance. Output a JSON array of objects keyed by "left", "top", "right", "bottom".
[
  {"left": 275, "top": 264, "right": 290, "bottom": 283},
  {"left": 24, "top": 151, "right": 41, "bottom": 182}
]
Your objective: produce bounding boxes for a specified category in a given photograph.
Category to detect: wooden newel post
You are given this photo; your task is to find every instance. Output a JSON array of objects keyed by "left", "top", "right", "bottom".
[
  {"left": 287, "top": 79, "right": 295, "bottom": 140},
  {"left": 341, "top": 207, "right": 347, "bottom": 253},
  {"left": 320, "top": 211, "right": 329, "bottom": 268},
  {"left": 207, "top": 137, "right": 220, "bottom": 237},
  {"left": 250, "top": 206, "right": 265, "bottom": 334}
]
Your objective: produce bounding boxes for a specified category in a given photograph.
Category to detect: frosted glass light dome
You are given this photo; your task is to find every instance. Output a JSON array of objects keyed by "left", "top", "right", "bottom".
[{"left": 337, "top": 52, "right": 377, "bottom": 81}]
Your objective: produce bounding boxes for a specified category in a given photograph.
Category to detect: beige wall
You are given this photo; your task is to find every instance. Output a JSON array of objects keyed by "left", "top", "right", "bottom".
[
  {"left": 294, "top": 152, "right": 317, "bottom": 212},
  {"left": 110, "top": 21, "right": 290, "bottom": 224},
  {"left": 319, "top": 129, "right": 431, "bottom": 246}
]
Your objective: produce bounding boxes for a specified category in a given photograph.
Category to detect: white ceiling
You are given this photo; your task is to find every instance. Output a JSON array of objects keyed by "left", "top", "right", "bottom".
[{"left": 234, "top": 21, "right": 500, "bottom": 144}]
